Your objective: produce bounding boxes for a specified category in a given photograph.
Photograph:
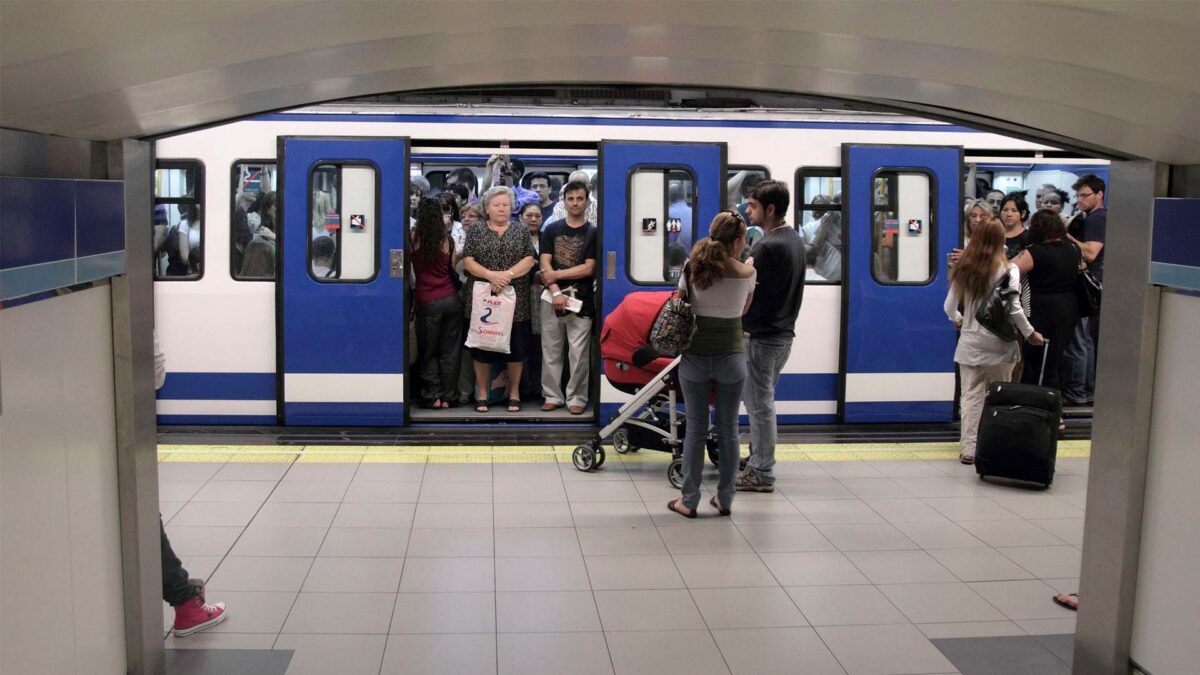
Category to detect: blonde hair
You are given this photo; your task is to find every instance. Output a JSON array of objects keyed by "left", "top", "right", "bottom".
[{"left": 688, "top": 211, "right": 746, "bottom": 290}]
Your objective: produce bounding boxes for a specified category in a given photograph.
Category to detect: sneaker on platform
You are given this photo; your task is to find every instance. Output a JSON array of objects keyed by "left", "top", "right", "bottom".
[
  {"left": 172, "top": 595, "right": 227, "bottom": 637},
  {"left": 735, "top": 471, "right": 774, "bottom": 493}
]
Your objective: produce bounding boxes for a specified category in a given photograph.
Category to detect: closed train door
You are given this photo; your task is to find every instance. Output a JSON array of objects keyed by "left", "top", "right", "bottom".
[
  {"left": 598, "top": 140, "right": 727, "bottom": 419},
  {"left": 279, "top": 137, "right": 409, "bottom": 425},
  {"left": 841, "top": 144, "right": 962, "bottom": 423}
]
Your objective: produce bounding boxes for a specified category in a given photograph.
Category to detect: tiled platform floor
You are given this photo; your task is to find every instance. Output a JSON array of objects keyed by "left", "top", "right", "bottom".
[{"left": 160, "top": 446, "right": 1087, "bottom": 675}]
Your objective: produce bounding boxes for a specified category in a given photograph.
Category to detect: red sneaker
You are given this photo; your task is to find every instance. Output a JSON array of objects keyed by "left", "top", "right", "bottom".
[{"left": 172, "top": 595, "right": 227, "bottom": 637}]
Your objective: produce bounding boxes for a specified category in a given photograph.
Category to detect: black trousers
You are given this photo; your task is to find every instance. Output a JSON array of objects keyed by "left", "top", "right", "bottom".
[
  {"left": 161, "top": 516, "right": 196, "bottom": 607},
  {"left": 414, "top": 294, "right": 464, "bottom": 403},
  {"left": 1022, "top": 291, "right": 1078, "bottom": 394}
]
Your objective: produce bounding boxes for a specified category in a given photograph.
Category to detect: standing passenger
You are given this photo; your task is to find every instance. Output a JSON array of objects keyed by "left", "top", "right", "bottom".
[
  {"left": 943, "top": 218, "right": 1042, "bottom": 464},
  {"left": 411, "top": 198, "right": 463, "bottom": 409},
  {"left": 539, "top": 180, "right": 597, "bottom": 414},
  {"left": 462, "top": 187, "right": 537, "bottom": 413},
  {"left": 1061, "top": 174, "right": 1107, "bottom": 406},
  {"left": 668, "top": 211, "right": 757, "bottom": 517},
  {"left": 736, "top": 180, "right": 806, "bottom": 493},
  {"left": 519, "top": 202, "right": 546, "bottom": 402}
]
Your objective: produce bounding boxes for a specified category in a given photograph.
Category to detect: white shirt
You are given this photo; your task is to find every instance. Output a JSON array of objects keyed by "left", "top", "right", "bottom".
[
  {"left": 680, "top": 270, "right": 758, "bottom": 319},
  {"left": 943, "top": 263, "right": 1035, "bottom": 366}
]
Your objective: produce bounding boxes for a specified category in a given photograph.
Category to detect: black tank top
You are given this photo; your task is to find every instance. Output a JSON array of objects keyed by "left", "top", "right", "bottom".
[{"left": 1026, "top": 241, "right": 1079, "bottom": 295}]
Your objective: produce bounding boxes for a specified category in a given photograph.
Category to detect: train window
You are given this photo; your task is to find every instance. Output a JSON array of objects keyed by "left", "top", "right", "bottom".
[
  {"left": 796, "top": 168, "right": 843, "bottom": 283},
  {"left": 728, "top": 166, "right": 769, "bottom": 250},
  {"left": 627, "top": 167, "right": 696, "bottom": 284},
  {"left": 870, "top": 171, "right": 934, "bottom": 285},
  {"left": 153, "top": 160, "right": 204, "bottom": 280},
  {"left": 309, "top": 163, "right": 379, "bottom": 282},
  {"left": 230, "top": 161, "right": 277, "bottom": 281}
]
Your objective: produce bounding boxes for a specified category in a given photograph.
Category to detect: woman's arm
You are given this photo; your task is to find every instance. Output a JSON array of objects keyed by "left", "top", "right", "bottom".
[
  {"left": 1013, "top": 249, "right": 1034, "bottom": 275},
  {"left": 1007, "top": 265, "right": 1043, "bottom": 344},
  {"left": 943, "top": 284, "right": 962, "bottom": 327}
]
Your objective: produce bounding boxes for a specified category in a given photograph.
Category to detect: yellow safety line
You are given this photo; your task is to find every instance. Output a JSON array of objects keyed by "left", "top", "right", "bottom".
[{"left": 158, "top": 440, "right": 1091, "bottom": 463}]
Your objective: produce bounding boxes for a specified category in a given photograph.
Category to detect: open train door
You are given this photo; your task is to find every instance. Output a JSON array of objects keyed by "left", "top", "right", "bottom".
[
  {"left": 598, "top": 140, "right": 726, "bottom": 419},
  {"left": 278, "top": 137, "right": 409, "bottom": 425},
  {"left": 841, "top": 145, "right": 962, "bottom": 423}
]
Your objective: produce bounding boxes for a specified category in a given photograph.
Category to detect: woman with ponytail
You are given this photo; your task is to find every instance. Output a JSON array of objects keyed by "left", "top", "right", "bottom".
[
  {"left": 944, "top": 217, "right": 1043, "bottom": 464},
  {"left": 668, "top": 211, "right": 757, "bottom": 519}
]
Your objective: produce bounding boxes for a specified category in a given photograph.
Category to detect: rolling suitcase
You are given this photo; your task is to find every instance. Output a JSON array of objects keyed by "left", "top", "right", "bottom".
[{"left": 975, "top": 341, "right": 1061, "bottom": 488}]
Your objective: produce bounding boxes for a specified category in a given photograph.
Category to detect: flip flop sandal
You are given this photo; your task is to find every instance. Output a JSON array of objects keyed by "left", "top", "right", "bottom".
[
  {"left": 959, "top": 454, "right": 975, "bottom": 465},
  {"left": 1052, "top": 593, "right": 1078, "bottom": 611},
  {"left": 667, "top": 498, "right": 697, "bottom": 519},
  {"left": 709, "top": 495, "right": 731, "bottom": 516},
  {"left": 507, "top": 399, "right": 521, "bottom": 413},
  {"left": 475, "top": 399, "right": 489, "bottom": 413}
]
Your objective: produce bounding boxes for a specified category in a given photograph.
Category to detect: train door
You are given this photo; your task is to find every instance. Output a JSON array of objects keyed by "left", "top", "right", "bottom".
[
  {"left": 278, "top": 137, "right": 409, "bottom": 425},
  {"left": 841, "top": 145, "right": 962, "bottom": 423},
  {"left": 598, "top": 140, "right": 727, "bottom": 419}
]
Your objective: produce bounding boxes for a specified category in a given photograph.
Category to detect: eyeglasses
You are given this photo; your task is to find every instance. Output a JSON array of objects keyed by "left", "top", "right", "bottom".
[{"left": 1076, "top": 191, "right": 1095, "bottom": 199}]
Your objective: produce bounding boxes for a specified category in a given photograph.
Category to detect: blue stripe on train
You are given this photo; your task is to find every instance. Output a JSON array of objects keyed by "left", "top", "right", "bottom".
[
  {"left": 843, "top": 401, "right": 953, "bottom": 423},
  {"left": 157, "top": 415, "right": 278, "bottom": 426},
  {"left": 283, "top": 402, "right": 405, "bottom": 427},
  {"left": 157, "top": 372, "right": 276, "bottom": 400}
]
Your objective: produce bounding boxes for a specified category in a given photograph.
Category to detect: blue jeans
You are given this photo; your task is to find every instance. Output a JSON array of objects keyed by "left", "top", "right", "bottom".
[
  {"left": 678, "top": 353, "right": 747, "bottom": 511},
  {"left": 743, "top": 336, "right": 793, "bottom": 484},
  {"left": 1062, "top": 317, "right": 1095, "bottom": 403}
]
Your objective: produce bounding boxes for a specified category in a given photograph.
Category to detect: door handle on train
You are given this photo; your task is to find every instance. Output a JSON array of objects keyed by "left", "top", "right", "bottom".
[
  {"left": 606, "top": 251, "right": 616, "bottom": 280},
  {"left": 390, "top": 249, "right": 403, "bottom": 277}
]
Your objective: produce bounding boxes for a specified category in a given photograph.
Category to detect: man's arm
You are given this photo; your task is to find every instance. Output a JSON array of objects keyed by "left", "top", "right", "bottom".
[{"left": 1067, "top": 234, "right": 1104, "bottom": 263}]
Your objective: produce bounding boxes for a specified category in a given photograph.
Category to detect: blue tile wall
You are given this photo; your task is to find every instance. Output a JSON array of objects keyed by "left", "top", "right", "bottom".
[{"left": 1150, "top": 198, "right": 1200, "bottom": 292}]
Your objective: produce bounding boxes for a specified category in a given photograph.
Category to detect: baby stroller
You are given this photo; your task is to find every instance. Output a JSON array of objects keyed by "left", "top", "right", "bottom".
[{"left": 570, "top": 291, "right": 718, "bottom": 488}]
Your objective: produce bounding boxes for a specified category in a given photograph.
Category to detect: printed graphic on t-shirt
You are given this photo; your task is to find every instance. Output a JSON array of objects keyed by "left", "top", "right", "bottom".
[{"left": 554, "top": 233, "right": 585, "bottom": 269}]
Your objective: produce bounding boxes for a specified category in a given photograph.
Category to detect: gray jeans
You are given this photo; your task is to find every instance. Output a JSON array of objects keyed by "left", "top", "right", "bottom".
[
  {"left": 1062, "top": 316, "right": 1096, "bottom": 403},
  {"left": 540, "top": 302, "right": 591, "bottom": 407},
  {"left": 743, "top": 336, "right": 793, "bottom": 484}
]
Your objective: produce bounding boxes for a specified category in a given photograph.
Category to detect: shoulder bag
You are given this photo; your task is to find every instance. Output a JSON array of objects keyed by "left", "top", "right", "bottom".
[
  {"left": 975, "top": 271, "right": 1021, "bottom": 342},
  {"left": 648, "top": 265, "right": 697, "bottom": 357}
]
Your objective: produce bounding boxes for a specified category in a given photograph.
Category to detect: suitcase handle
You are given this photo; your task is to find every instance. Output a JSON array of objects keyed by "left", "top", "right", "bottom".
[{"left": 1038, "top": 339, "right": 1050, "bottom": 387}]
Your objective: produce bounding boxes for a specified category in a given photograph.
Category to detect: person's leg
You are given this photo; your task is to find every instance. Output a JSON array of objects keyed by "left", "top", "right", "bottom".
[
  {"left": 457, "top": 347, "right": 475, "bottom": 404},
  {"left": 440, "top": 298, "right": 464, "bottom": 403},
  {"left": 505, "top": 360, "right": 524, "bottom": 406},
  {"left": 742, "top": 337, "right": 792, "bottom": 487},
  {"left": 161, "top": 517, "right": 195, "bottom": 606},
  {"left": 540, "top": 303, "right": 566, "bottom": 406},
  {"left": 677, "top": 369, "right": 712, "bottom": 512},
  {"left": 473, "top": 359, "right": 492, "bottom": 409},
  {"left": 712, "top": 363, "right": 746, "bottom": 511},
  {"left": 1061, "top": 319, "right": 1089, "bottom": 403},
  {"left": 563, "top": 314, "right": 592, "bottom": 409},
  {"left": 415, "top": 301, "right": 443, "bottom": 404}
]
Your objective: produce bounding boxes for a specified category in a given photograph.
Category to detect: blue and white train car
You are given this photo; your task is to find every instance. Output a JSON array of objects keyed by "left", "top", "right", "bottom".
[{"left": 151, "top": 104, "right": 1107, "bottom": 427}]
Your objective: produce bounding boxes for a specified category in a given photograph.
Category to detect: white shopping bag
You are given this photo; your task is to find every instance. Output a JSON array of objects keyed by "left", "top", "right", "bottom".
[{"left": 466, "top": 282, "right": 516, "bottom": 354}]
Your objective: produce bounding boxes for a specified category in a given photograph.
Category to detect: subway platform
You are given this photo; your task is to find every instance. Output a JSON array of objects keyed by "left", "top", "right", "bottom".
[{"left": 158, "top": 438, "right": 1089, "bottom": 674}]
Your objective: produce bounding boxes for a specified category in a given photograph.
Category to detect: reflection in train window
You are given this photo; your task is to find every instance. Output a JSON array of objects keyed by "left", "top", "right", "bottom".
[
  {"left": 871, "top": 171, "right": 934, "bottom": 285},
  {"left": 153, "top": 160, "right": 204, "bottom": 280},
  {"left": 309, "top": 163, "right": 378, "bottom": 282},
  {"left": 796, "top": 168, "right": 842, "bottom": 283},
  {"left": 231, "top": 161, "right": 277, "bottom": 281},
  {"left": 628, "top": 167, "right": 696, "bottom": 284}
]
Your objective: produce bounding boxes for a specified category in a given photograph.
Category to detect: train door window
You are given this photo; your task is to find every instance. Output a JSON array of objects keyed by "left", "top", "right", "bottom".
[
  {"left": 627, "top": 167, "right": 696, "bottom": 284},
  {"left": 153, "top": 160, "right": 204, "bottom": 280},
  {"left": 796, "top": 168, "right": 843, "bottom": 283},
  {"left": 309, "top": 163, "right": 379, "bottom": 282},
  {"left": 870, "top": 171, "right": 934, "bottom": 284},
  {"left": 230, "top": 161, "right": 277, "bottom": 280}
]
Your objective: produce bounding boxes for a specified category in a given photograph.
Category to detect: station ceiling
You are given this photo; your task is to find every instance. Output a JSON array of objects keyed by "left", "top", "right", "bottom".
[{"left": 2, "top": 1, "right": 1198, "bottom": 164}]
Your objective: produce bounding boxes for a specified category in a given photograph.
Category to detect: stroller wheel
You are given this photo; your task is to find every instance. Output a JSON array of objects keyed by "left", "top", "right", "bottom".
[
  {"left": 572, "top": 444, "right": 597, "bottom": 472},
  {"left": 667, "top": 458, "right": 684, "bottom": 489},
  {"left": 612, "top": 428, "right": 636, "bottom": 454},
  {"left": 594, "top": 445, "right": 607, "bottom": 468},
  {"left": 706, "top": 437, "right": 720, "bottom": 467}
]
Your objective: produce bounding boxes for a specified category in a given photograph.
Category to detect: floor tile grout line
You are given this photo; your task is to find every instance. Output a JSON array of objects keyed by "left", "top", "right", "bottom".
[
  {"left": 379, "top": 457, "right": 428, "bottom": 674},
  {"left": 561, "top": 461, "right": 620, "bottom": 675}
]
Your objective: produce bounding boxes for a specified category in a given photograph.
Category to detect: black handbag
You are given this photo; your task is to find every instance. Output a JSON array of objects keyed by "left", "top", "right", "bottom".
[
  {"left": 1075, "top": 268, "right": 1101, "bottom": 317},
  {"left": 975, "top": 272, "right": 1021, "bottom": 342}
]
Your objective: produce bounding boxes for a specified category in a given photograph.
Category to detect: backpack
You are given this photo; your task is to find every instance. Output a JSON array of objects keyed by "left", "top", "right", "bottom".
[{"left": 648, "top": 265, "right": 696, "bottom": 357}]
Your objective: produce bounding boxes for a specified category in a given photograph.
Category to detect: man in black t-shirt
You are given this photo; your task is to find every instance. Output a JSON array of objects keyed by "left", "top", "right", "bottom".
[
  {"left": 538, "top": 180, "right": 597, "bottom": 414},
  {"left": 737, "top": 180, "right": 807, "bottom": 493},
  {"left": 1062, "top": 174, "right": 1107, "bottom": 405}
]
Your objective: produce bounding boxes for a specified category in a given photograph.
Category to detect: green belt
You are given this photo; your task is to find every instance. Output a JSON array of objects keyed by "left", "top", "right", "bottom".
[{"left": 685, "top": 316, "right": 744, "bottom": 355}]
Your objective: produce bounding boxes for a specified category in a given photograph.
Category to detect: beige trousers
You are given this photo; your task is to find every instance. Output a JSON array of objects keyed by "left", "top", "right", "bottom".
[{"left": 959, "top": 363, "right": 1015, "bottom": 458}]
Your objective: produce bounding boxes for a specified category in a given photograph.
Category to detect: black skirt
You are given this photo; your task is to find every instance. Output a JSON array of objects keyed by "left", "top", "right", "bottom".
[{"left": 470, "top": 319, "right": 533, "bottom": 364}]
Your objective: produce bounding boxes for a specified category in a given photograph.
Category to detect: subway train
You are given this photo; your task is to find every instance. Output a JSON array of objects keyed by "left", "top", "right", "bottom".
[{"left": 151, "top": 104, "right": 1108, "bottom": 428}]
